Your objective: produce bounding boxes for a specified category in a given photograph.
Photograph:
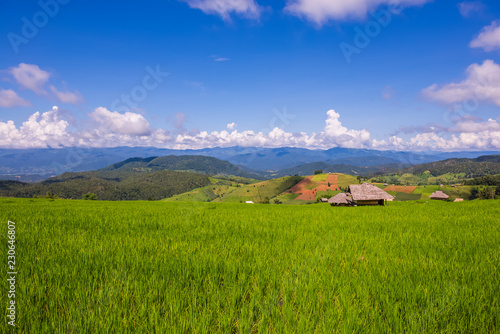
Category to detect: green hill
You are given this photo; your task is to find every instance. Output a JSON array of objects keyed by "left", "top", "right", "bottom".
[
  {"left": 0, "top": 170, "right": 212, "bottom": 201},
  {"left": 100, "top": 155, "right": 263, "bottom": 179},
  {"left": 402, "top": 155, "right": 500, "bottom": 177}
]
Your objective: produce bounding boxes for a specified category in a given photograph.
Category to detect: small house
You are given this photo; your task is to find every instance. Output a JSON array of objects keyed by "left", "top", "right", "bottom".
[
  {"left": 348, "top": 183, "right": 394, "bottom": 206},
  {"left": 430, "top": 191, "right": 449, "bottom": 201},
  {"left": 454, "top": 198, "right": 464, "bottom": 202},
  {"left": 245, "top": 201, "right": 254, "bottom": 204},
  {"left": 328, "top": 193, "right": 353, "bottom": 206}
]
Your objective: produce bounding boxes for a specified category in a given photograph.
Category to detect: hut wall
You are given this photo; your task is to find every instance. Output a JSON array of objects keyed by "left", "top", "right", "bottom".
[{"left": 356, "top": 200, "right": 382, "bottom": 206}]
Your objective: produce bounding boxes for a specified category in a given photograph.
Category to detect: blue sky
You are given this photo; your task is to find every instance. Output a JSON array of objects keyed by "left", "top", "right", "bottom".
[{"left": 0, "top": 0, "right": 499, "bottom": 151}]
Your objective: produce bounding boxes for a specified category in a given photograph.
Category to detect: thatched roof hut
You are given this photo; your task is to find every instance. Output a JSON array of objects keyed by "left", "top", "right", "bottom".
[
  {"left": 430, "top": 191, "right": 449, "bottom": 200},
  {"left": 348, "top": 183, "right": 394, "bottom": 206},
  {"left": 328, "top": 193, "right": 353, "bottom": 206}
]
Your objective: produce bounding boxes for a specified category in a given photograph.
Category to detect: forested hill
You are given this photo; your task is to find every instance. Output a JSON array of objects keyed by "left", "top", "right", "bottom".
[
  {"left": 0, "top": 170, "right": 212, "bottom": 201},
  {"left": 400, "top": 155, "right": 500, "bottom": 177},
  {"left": 99, "top": 155, "right": 262, "bottom": 179},
  {"left": 0, "top": 155, "right": 264, "bottom": 200}
]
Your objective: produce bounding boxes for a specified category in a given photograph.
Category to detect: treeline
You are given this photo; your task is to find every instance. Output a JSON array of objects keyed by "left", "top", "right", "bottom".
[
  {"left": 403, "top": 155, "right": 500, "bottom": 177},
  {"left": 464, "top": 174, "right": 500, "bottom": 186},
  {"left": 0, "top": 170, "right": 212, "bottom": 201}
]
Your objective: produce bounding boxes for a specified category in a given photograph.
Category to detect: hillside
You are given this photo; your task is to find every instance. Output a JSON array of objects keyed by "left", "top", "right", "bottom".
[
  {"left": 99, "top": 155, "right": 263, "bottom": 179},
  {"left": 0, "top": 155, "right": 264, "bottom": 201},
  {"left": 0, "top": 170, "right": 212, "bottom": 200},
  {"left": 401, "top": 155, "right": 500, "bottom": 177},
  {"left": 262, "top": 161, "right": 407, "bottom": 178}
]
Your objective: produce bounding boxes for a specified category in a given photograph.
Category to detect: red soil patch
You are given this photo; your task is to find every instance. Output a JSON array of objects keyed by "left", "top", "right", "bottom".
[
  {"left": 287, "top": 174, "right": 339, "bottom": 200},
  {"left": 383, "top": 185, "right": 417, "bottom": 193}
]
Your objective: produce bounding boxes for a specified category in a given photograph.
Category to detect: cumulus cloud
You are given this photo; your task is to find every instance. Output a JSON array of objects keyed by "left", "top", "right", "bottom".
[
  {"left": 458, "top": 1, "right": 485, "bottom": 18},
  {"left": 285, "top": 0, "right": 430, "bottom": 25},
  {"left": 0, "top": 106, "right": 73, "bottom": 148},
  {"left": 470, "top": 21, "right": 500, "bottom": 52},
  {"left": 422, "top": 60, "right": 500, "bottom": 106},
  {"left": 181, "top": 0, "right": 262, "bottom": 20},
  {"left": 8, "top": 63, "right": 50, "bottom": 95},
  {"left": 0, "top": 107, "right": 499, "bottom": 151},
  {"left": 89, "top": 107, "right": 152, "bottom": 136},
  {"left": 0, "top": 89, "right": 31, "bottom": 108},
  {"left": 227, "top": 122, "right": 237, "bottom": 130},
  {"left": 5, "top": 63, "right": 83, "bottom": 104}
]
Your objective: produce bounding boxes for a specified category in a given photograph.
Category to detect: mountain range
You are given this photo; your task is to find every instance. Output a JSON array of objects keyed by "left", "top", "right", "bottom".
[{"left": 1, "top": 146, "right": 499, "bottom": 179}]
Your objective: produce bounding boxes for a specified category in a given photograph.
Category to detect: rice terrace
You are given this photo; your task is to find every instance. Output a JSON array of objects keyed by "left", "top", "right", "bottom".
[
  {"left": 1, "top": 197, "right": 499, "bottom": 332},
  {"left": 2, "top": 0, "right": 500, "bottom": 332}
]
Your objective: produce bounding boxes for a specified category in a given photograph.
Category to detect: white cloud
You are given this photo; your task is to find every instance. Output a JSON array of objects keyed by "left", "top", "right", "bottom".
[
  {"left": 6, "top": 63, "right": 84, "bottom": 104},
  {"left": 0, "top": 89, "right": 31, "bottom": 108},
  {"left": 9, "top": 63, "right": 50, "bottom": 95},
  {"left": 451, "top": 118, "right": 500, "bottom": 133},
  {"left": 227, "top": 122, "right": 237, "bottom": 130},
  {"left": 181, "top": 0, "right": 262, "bottom": 20},
  {"left": 0, "top": 107, "right": 499, "bottom": 151},
  {"left": 49, "top": 85, "right": 84, "bottom": 104},
  {"left": 458, "top": 1, "right": 485, "bottom": 18},
  {"left": 89, "top": 107, "right": 152, "bottom": 136},
  {"left": 284, "top": 0, "right": 430, "bottom": 25},
  {"left": 470, "top": 21, "right": 500, "bottom": 52},
  {"left": 214, "top": 58, "right": 230, "bottom": 62},
  {"left": 422, "top": 60, "right": 500, "bottom": 106},
  {"left": 0, "top": 106, "right": 73, "bottom": 148}
]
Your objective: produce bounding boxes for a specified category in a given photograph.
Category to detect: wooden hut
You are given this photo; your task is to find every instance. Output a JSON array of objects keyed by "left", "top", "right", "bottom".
[
  {"left": 430, "top": 191, "right": 449, "bottom": 201},
  {"left": 328, "top": 193, "right": 353, "bottom": 206},
  {"left": 348, "top": 183, "right": 394, "bottom": 206}
]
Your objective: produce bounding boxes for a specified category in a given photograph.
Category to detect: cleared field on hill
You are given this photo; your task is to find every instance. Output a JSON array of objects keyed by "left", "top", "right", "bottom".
[
  {"left": 383, "top": 185, "right": 418, "bottom": 193},
  {"left": 1, "top": 198, "right": 499, "bottom": 333}
]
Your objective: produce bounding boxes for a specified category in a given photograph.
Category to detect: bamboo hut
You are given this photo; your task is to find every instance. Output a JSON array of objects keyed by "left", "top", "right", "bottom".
[
  {"left": 328, "top": 193, "right": 353, "bottom": 206},
  {"left": 430, "top": 191, "right": 449, "bottom": 201},
  {"left": 348, "top": 183, "right": 394, "bottom": 206}
]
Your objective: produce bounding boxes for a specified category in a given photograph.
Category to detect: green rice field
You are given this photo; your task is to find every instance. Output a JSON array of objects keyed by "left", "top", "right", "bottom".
[{"left": 1, "top": 198, "right": 499, "bottom": 333}]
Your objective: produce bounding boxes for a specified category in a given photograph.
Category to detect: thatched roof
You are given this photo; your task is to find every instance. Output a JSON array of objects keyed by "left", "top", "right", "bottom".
[
  {"left": 328, "top": 193, "right": 353, "bottom": 205},
  {"left": 348, "top": 183, "right": 394, "bottom": 201},
  {"left": 430, "top": 191, "right": 449, "bottom": 199}
]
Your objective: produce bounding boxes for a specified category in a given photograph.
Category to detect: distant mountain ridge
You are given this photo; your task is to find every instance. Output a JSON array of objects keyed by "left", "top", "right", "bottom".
[{"left": 0, "top": 146, "right": 499, "bottom": 178}]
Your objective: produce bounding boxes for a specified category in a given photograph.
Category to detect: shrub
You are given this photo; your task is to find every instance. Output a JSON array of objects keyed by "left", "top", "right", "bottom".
[{"left": 83, "top": 193, "right": 97, "bottom": 200}]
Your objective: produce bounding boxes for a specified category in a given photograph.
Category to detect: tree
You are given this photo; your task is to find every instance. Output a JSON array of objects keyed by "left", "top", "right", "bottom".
[
  {"left": 273, "top": 198, "right": 282, "bottom": 204},
  {"left": 496, "top": 187, "right": 500, "bottom": 196},
  {"left": 45, "top": 191, "right": 54, "bottom": 199},
  {"left": 83, "top": 193, "right": 97, "bottom": 200},
  {"left": 479, "top": 188, "right": 495, "bottom": 200},
  {"left": 262, "top": 197, "right": 270, "bottom": 204},
  {"left": 469, "top": 187, "right": 479, "bottom": 200},
  {"left": 314, "top": 170, "right": 323, "bottom": 175}
]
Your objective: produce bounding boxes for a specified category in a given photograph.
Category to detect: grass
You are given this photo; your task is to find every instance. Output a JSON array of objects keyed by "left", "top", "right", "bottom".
[
  {"left": 311, "top": 173, "right": 328, "bottom": 182},
  {"left": 336, "top": 174, "right": 359, "bottom": 189},
  {"left": 1, "top": 198, "right": 499, "bottom": 333},
  {"left": 392, "top": 192, "right": 422, "bottom": 201}
]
